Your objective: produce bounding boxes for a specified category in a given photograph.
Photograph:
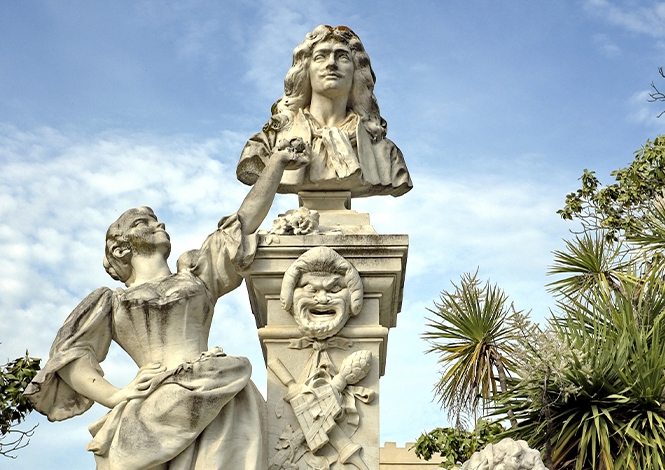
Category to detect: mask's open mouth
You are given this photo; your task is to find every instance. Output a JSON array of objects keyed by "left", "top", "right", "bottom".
[
  {"left": 309, "top": 308, "right": 336, "bottom": 316},
  {"left": 307, "top": 304, "right": 339, "bottom": 319},
  {"left": 294, "top": 297, "right": 350, "bottom": 338}
]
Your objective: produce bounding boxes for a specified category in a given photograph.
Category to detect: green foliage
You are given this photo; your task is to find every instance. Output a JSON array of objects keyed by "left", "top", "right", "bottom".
[
  {"left": 423, "top": 271, "right": 518, "bottom": 423},
  {"left": 558, "top": 135, "right": 665, "bottom": 241},
  {"left": 0, "top": 352, "right": 40, "bottom": 458},
  {"left": 421, "top": 135, "right": 665, "bottom": 469},
  {"left": 413, "top": 420, "right": 504, "bottom": 469},
  {"left": 420, "top": 235, "right": 665, "bottom": 468},
  {"left": 547, "top": 233, "right": 627, "bottom": 297},
  {"left": 498, "top": 279, "right": 665, "bottom": 469},
  {"left": 0, "top": 352, "right": 40, "bottom": 436},
  {"left": 490, "top": 224, "right": 665, "bottom": 470}
]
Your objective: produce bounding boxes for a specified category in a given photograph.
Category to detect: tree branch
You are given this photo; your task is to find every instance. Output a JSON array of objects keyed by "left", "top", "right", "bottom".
[
  {"left": 0, "top": 426, "right": 37, "bottom": 459},
  {"left": 648, "top": 67, "right": 665, "bottom": 118}
]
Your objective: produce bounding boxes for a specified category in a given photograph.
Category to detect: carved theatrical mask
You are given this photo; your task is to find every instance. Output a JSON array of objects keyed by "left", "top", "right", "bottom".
[
  {"left": 281, "top": 246, "right": 363, "bottom": 339},
  {"left": 292, "top": 272, "right": 350, "bottom": 338}
]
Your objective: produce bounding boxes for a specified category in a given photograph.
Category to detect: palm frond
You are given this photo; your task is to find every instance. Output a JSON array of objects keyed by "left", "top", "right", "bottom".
[{"left": 548, "top": 233, "right": 627, "bottom": 298}]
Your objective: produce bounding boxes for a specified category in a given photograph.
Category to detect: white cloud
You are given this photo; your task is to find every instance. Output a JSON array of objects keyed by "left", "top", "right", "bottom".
[
  {"left": 0, "top": 125, "right": 251, "bottom": 359},
  {"left": 355, "top": 168, "right": 570, "bottom": 320},
  {"left": 585, "top": 0, "right": 665, "bottom": 38}
]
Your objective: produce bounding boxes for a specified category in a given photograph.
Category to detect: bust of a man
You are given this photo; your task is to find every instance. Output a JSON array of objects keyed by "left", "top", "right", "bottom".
[{"left": 237, "top": 25, "right": 413, "bottom": 198}]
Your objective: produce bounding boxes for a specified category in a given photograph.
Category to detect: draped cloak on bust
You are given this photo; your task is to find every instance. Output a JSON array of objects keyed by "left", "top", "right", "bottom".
[{"left": 237, "top": 109, "right": 413, "bottom": 198}]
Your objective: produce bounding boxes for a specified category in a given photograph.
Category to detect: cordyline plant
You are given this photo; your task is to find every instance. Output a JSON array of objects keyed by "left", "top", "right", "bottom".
[
  {"left": 417, "top": 138, "right": 665, "bottom": 469},
  {"left": 493, "top": 221, "right": 665, "bottom": 470},
  {"left": 497, "top": 280, "right": 665, "bottom": 469},
  {"left": 422, "top": 271, "right": 518, "bottom": 427},
  {"left": 417, "top": 232, "right": 665, "bottom": 469}
]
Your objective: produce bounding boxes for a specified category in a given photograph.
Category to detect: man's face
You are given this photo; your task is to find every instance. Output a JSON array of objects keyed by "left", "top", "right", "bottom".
[
  {"left": 292, "top": 272, "right": 351, "bottom": 338},
  {"left": 308, "top": 40, "right": 354, "bottom": 100}
]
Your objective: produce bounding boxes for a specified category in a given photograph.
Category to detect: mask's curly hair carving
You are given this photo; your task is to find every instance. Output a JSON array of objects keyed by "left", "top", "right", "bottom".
[{"left": 269, "top": 25, "right": 387, "bottom": 143}]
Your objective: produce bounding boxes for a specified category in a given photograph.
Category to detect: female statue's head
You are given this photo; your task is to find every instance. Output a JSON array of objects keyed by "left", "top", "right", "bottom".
[
  {"left": 273, "top": 25, "right": 386, "bottom": 142},
  {"left": 103, "top": 206, "right": 171, "bottom": 283}
]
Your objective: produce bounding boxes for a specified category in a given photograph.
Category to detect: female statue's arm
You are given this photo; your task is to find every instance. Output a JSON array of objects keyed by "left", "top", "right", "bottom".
[
  {"left": 237, "top": 138, "right": 310, "bottom": 235},
  {"left": 58, "top": 360, "right": 166, "bottom": 409},
  {"left": 194, "top": 139, "right": 309, "bottom": 298}
]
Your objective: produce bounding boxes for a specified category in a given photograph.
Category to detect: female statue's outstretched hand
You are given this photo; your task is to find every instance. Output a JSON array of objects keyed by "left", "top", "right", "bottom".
[{"left": 274, "top": 137, "right": 311, "bottom": 171}]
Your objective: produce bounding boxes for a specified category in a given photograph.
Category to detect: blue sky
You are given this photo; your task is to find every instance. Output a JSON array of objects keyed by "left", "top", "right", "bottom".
[{"left": 1, "top": 1, "right": 665, "bottom": 468}]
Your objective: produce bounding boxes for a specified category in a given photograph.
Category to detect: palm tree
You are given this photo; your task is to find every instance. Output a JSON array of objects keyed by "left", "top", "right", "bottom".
[{"left": 423, "top": 271, "right": 517, "bottom": 427}]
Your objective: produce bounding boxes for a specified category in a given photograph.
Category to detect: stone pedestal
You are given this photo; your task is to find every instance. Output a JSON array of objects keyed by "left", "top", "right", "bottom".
[
  {"left": 244, "top": 230, "right": 408, "bottom": 470},
  {"left": 298, "top": 191, "right": 377, "bottom": 234}
]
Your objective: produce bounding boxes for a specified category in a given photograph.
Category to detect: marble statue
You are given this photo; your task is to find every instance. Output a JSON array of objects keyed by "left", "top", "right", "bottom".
[
  {"left": 457, "top": 438, "right": 547, "bottom": 470},
  {"left": 268, "top": 247, "right": 375, "bottom": 470},
  {"left": 237, "top": 25, "right": 413, "bottom": 198},
  {"left": 24, "top": 143, "right": 310, "bottom": 470}
]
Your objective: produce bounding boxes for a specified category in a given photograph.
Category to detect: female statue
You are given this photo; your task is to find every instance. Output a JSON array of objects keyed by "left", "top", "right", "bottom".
[
  {"left": 237, "top": 25, "right": 412, "bottom": 198},
  {"left": 25, "top": 145, "right": 309, "bottom": 470}
]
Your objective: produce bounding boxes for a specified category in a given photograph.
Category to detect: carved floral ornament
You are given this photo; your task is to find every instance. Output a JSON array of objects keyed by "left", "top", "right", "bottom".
[
  {"left": 269, "top": 246, "right": 375, "bottom": 470},
  {"left": 269, "top": 205, "right": 321, "bottom": 237}
]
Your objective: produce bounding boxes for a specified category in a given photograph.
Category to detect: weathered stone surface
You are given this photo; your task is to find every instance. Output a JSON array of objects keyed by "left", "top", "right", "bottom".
[
  {"left": 244, "top": 235, "right": 408, "bottom": 470},
  {"left": 23, "top": 22, "right": 413, "bottom": 470},
  {"left": 245, "top": 233, "right": 409, "bottom": 359},
  {"left": 266, "top": 247, "right": 375, "bottom": 470}
]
